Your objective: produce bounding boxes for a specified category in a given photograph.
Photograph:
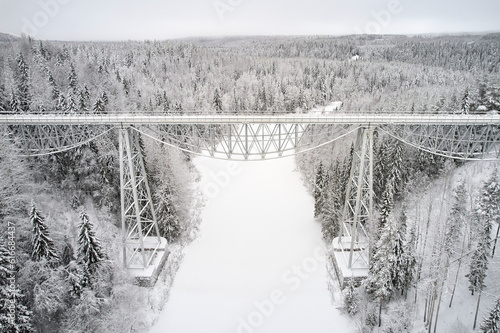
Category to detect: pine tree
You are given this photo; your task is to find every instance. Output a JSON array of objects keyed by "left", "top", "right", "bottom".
[
  {"left": 391, "top": 215, "right": 406, "bottom": 293},
  {"left": 30, "top": 202, "right": 60, "bottom": 264},
  {"left": 343, "top": 277, "right": 359, "bottom": 316},
  {"left": 400, "top": 225, "right": 416, "bottom": 298},
  {"left": 77, "top": 209, "right": 104, "bottom": 274},
  {"left": 92, "top": 97, "right": 105, "bottom": 113},
  {"left": 476, "top": 172, "right": 500, "bottom": 257},
  {"left": 461, "top": 88, "right": 470, "bottom": 114},
  {"left": 213, "top": 88, "right": 223, "bottom": 113},
  {"left": 466, "top": 215, "right": 490, "bottom": 295},
  {"left": 155, "top": 186, "right": 182, "bottom": 243},
  {"left": 480, "top": 297, "right": 500, "bottom": 333},
  {"left": 377, "top": 179, "right": 394, "bottom": 232},
  {"left": 0, "top": 236, "right": 34, "bottom": 332},
  {"left": 79, "top": 86, "right": 90, "bottom": 111},
  {"left": 65, "top": 260, "right": 85, "bottom": 297},
  {"left": 14, "top": 53, "right": 31, "bottom": 112},
  {"left": 47, "top": 71, "right": 59, "bottom": 100},
  {"left": 314, "top": 162, "right": 326, "bottom": 218},
  {"left": 444, "top": 181, "right": 467, "bottom": 257},
  {"left": 67, "top": 62, "right": 78, "bottom": 94},
  {"left": 320, "top": 161, "right": 342, "bottom": 242},
  {"left": 373, "top": 137, "right": 389, "bottom": 203},
  {"left": 389, "top": 139, "right": 406, "bottom": 200},
  {"left": 365, "top": 214, "right": 396, "bottom": 326},
  {"left": 61, "top": 237, "right": 75, "bottom": 266},
  {"left": 0, "top": 83, "right": 8, "bottom": 111}
]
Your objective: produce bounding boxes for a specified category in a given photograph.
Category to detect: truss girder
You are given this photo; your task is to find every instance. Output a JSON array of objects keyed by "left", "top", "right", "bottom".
[
  {"left": 382, "top": 123, "right": 500, "bottom": 160},
  {"left": 6, "top": 124, "right": 100, "bottom": 154},
  {"left": 149, "top": 123, "right": 354, "bottom": 160},
  {"left": 118, "top": 127, "right": 161, "bottom": 269}
]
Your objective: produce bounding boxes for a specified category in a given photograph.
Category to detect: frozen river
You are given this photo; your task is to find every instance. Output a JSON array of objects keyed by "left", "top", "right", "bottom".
[{"left": 150, "top": 155, "right": 353, "bottom": 333}]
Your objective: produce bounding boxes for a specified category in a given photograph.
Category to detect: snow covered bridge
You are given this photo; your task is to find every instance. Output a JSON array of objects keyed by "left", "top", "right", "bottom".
[{"left": 1, "top": 112, "right": 499, "bottom": 285}]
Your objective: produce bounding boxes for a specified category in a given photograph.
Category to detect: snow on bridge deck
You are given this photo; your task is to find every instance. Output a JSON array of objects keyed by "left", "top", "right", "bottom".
[{"left": 0, "top": 113, "right": 499, "bottom": 125}]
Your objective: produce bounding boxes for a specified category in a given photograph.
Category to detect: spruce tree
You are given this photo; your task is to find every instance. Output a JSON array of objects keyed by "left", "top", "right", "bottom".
[
  {"left": 14, "top": 53, "right": 31, "bottom": 112},
  {"left": 365, "top": 214, "right": 396, "bottom": 326},
  {"left": 476, "top": 172, "right": 500, "bottom": 257},
  {"left": 0, "top": 236, "right": 34, "bottom": 332},
  {"left": 213, "top": 88, "right": 223, "bottom": 113},
  {"left": 461, "top": 88, "right": 470, "bottom": 114},
  {"left": 77, "top": 209, "right": 104, "bottom": 274},
  {"left": 480, "top": 297, "right": 500, "bottom": 333},
  {"left": 67, "top": 62, "right": 78, "bottom": 94},
  {"left": 466, "top": 216, "right": 490, "bottom": 295},
  {"left": 343, "top": 277, "right": 359, "bottom": 316},
  {"left": 391, "top": 216, "right": 406, "bottom": 293},
  {"left": 92, "top": 97, "right": 105, "bottom": 113},
  {"left": 61, "top": 237, "right": 75, "bottom": 266},
  {"left": 444, "top": 181, "right": 467, "bottom": 257},
  {"left": 314, "top": 162, "right": 326, "bottom": 218},
  {"left": 155, "top": 186, "right": 182, "bottom": 243},
  {"left": 30, "top": 202, "right": 60, "bottom": 264},
  {"left": 47, "top": 71, "right": 59, "bottom": 101},
  {"left": 377, "top": 179, "right": 394, "bottom": 232}
]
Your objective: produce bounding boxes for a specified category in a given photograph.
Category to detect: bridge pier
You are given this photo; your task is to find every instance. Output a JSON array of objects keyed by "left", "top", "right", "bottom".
[
  {"left": 332, "top": 126, "right": 374, "bottom": 287},
  {"left": 118, "top": 126, "right": 168, "bottom": 286}
]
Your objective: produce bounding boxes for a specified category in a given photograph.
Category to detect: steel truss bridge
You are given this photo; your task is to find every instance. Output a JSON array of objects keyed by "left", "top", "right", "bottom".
[{"left": 2, "top": 113, "right": 500, "bottom": 275}]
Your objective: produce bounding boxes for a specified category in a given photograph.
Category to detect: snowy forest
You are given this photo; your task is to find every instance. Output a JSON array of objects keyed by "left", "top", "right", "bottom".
[{"left": 1, "top": 33, "right": 500, "bottom": 332}]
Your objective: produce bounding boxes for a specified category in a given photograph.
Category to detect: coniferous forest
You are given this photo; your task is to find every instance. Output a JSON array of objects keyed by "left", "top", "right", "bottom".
[{"left": 1, "top": 33, "right": 500, "bottom": 332}]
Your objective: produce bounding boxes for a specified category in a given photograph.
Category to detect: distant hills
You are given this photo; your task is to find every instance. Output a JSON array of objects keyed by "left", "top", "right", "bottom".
[{"left": 0, "top": 33, "right": 19, "bottom": 42}]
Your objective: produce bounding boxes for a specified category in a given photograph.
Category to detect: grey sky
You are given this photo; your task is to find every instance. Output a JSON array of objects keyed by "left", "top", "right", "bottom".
[{"left": 1, "top": 0, "right": 499, "bottom": 41}]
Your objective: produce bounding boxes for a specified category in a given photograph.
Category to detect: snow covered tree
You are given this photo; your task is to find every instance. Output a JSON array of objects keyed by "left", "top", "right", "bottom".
[
  {"left": 61, "top": 237, "right": 75, "bottom": 266},
  {"left": 92, "top": 97, "right": 105, "bottom": 113},
  {"left": 79, "top": 86, "right": 90, "bottom": 111},
  {"left": 213, "top": 88, "right": 223, "bottom": 113},
  {"left": 65, "top": 260, "right": 85, "bottom": 297},
  {"left": 365, "top": 214, "right": 397, "bottom": 326},
  {"left": 0, "top": 236, "right": 34, "bottom": 332},
  {"left": 444, "top": 181, "right": 468, "bottom": 257},
  {"left": 30, "top": 202, "right": 60, "bottom": 265},
  {"left": 391, "top": 215, "right": 407, "bottom": 294},
  {"left": 77, "top": 209, "right": 104, "bottom": 275},
  {"left": 314, "top": 162, "right": 327, "bottom": 218},
  {"left": 480, "top": 297, "right": 500, "bottom": 333},
  {"left": 377, "top": 180, "right": 394, "bottom": 232},
  {"left": 320, "top": 161, "right": 344, "bottom": 242},
  {"left": 13, "top": 53, "right": 31, "bottom": 112},
  {"left": 466, "top": 215, "right": 490, "bottom": 296},
  {"left": 343, "top": 277, "right": 359, "bottom": 316},
  {"left": 461, "top": 88, "right": 470, "bottom": 114},
  {"left": 476, "top": 172, "right": 500, "bottom": 257},
  {"left": 400, "top": 224, "right": 416, "bottom": 298},
  {"left": 47, "top": 71, "right": 59, "bottom": 101},
  {"left": 155, "top": 185, "right": 182, "bottom": 243},
  {"left": 373, "top": 138, "right": 390, "bottom": 202},
  {"left": 67, "top": 62, "right": 78, "bottom": 94},
  {"left": 389, "top": 139, "right": 407, "bottom": 201}
]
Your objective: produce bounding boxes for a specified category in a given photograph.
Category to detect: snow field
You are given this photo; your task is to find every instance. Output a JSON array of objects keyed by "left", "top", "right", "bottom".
[{"left": 150, "top": 155, "right": 353, "bottom": 333}]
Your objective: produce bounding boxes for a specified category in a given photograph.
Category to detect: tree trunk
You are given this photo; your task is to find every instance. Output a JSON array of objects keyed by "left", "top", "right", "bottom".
[
  {"left": 434, "top": 256, "right": 449, "bottom": 333},
  {"left": 449, "top": 230, "right": 467, "bottom": 307},
  {"left": 428, "top": 287, "right": 437, "bottom": 333},
  {"left": 473, "top": 290, "right": 482, "bottom": 330},
  {"left": 492, "top": 223, "right": 500, "bottom": 257},
  {"left": 378, "top": 296, "right": 383, "bottom": 327}
]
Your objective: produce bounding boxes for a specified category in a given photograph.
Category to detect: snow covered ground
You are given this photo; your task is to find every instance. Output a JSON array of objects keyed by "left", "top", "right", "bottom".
[{"left": 150, "top": 154, "right": 353, "bottom": 333}]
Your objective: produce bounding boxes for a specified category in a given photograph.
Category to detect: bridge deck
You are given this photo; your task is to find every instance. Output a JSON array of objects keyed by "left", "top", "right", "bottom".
[{"left": 0, "top": 113, "right": 499, "bottom": 125}]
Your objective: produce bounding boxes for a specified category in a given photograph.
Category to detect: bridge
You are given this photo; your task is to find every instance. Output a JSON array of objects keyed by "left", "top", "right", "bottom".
[{"left": 2, "top": 112, "right": 500, "bottom": 285}]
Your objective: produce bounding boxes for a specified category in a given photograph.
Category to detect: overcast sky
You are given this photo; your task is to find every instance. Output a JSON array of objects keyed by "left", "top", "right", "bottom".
[{"left": 1, "top": 0, "right": 500, "bottom": 41}]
